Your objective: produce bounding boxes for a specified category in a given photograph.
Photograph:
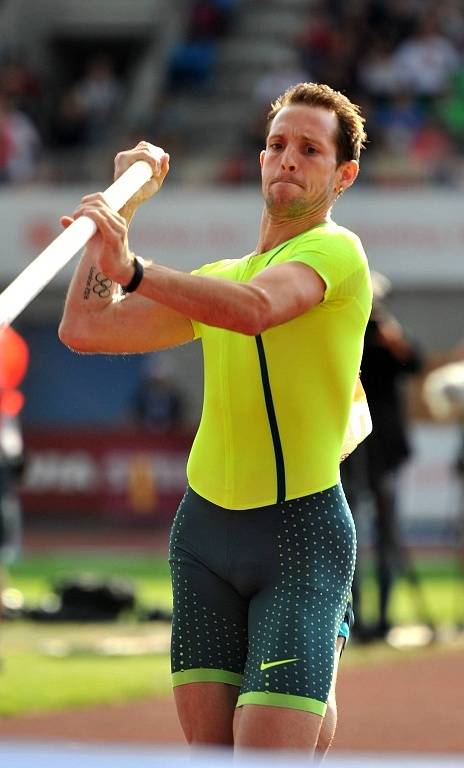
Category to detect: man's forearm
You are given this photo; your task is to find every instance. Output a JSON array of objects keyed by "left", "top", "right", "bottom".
[
  {"left": 136, "top": 261, "right": 270, "bottom": 335},
  {"left": 64, "top": 248, "right": 119, "bottom": 313},
  {"left": 58, "top": 241, "right": 122, "bottom": 349}
]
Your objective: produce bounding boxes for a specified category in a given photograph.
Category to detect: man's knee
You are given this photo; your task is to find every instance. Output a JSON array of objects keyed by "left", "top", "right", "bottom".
[
  {"left": 316, "top": 695, "right": 337, "bottom": 756},
  {"left": 316, "top": 635, "right": 344, "bottom": 756}
]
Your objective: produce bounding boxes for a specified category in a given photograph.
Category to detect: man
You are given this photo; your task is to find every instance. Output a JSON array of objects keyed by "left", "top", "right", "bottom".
[
  {"left": 59, "top": 82, "right": 371, "bottom": 756},
  {"left": 0, "top": 327, "right": 29, "bottom": 627},
  {"left": 344, "top": 275, "right": 423, "bottom": 640}
]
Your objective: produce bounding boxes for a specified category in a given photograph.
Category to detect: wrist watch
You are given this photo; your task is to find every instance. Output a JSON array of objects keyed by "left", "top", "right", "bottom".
[{"left": 121, "top": 256, "right": 144, "bottom": 294}]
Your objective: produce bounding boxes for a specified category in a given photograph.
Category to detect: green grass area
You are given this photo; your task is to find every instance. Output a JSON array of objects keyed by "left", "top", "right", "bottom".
[
  {"left": 7, "top": 553, "right": 173, "bottom": 610},
  {"left": 0, "top": 550, "right": 462, "bottom": 717},
  {"left": 1, "top": 642, "right": 171, "bottom": 715},
  {"left": 358, "top": 553, "right": 464, "bottom": 627}
]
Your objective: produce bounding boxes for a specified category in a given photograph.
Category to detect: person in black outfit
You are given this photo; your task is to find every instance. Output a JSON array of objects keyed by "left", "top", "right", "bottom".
[
  {"left": 342, "top": 273, "right": 423, "bottom": 640},
  {"left": 131, "top": 357, "right": 183, "bottom": 432}
]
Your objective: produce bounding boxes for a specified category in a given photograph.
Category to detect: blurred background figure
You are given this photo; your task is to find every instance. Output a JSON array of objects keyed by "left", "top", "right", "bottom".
[
  {"left": 423, "top": 342, "right": 464, "bottom": 635},
  {"left": 166, "top": 0, "right": 233, "bottom": 93},
  {"left": 0, "top": 92, "right": 41, "bottom": 185},
  {"left": 342, "top": 273, "right": 424, "bottom": 641},
  {"left": 130, "top": 354, "right": 184, "bottom": 433},
  {"left": 72, "top": 54, "right": 122, "bottom": 147},
  {"left": 0, "top": 327, "right": 29, "bottom": 611}
]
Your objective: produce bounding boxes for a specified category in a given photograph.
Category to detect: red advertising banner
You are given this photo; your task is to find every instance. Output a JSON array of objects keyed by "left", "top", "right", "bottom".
[{"left": 20, "top": 428, "right": 194, "bottom": 523}]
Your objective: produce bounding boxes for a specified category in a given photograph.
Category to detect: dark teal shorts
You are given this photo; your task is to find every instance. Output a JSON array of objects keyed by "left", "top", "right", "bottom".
[{"left": 169, "top": 483, "right": 356, "bottom": 716}]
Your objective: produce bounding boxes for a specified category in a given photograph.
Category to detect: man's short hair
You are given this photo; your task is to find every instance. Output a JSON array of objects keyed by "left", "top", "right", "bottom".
[{"left": 267, "top": 82, "right": 367, "bottom": 164}]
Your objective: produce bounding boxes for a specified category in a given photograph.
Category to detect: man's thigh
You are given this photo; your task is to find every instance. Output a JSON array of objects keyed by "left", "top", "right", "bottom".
[
  {"left": 174, "top": 682, "right": 239, "bottom": 745},
  {"left": 169, "top": 488, "right": 249, "bottom": 686}
]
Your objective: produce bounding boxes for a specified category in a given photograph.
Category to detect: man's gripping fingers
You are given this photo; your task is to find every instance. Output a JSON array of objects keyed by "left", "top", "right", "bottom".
[
  {"left": 114, "top": 142, "right": 170, "bottom": 187},
  {"left": 73, "top": 205, "right": 127, "bottom": 241},
  {"left": 60, "top": 193, "right": 119, "bottom": 231}
]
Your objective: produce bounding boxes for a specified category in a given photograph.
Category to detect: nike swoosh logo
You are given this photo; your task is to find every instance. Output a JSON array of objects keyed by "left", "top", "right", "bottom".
[{"left": 260, "top": 658, "right": 299, "bottom": 671}]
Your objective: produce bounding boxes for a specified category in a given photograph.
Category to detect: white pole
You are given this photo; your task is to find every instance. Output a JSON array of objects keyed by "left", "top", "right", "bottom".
[{"left": 0, "top": 158, "right": 156, "bottom": 329}]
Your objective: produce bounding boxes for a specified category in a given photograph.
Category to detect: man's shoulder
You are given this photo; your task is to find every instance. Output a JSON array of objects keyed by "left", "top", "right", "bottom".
[
  {"left": 297, "top": 221, "right": 363, "bottom": 250},
  {"left": 192, "top": 256, "right": 247, "bottom": 278},
  {"left": 285, "top": 222, "right": 366, "bottom": 268}
]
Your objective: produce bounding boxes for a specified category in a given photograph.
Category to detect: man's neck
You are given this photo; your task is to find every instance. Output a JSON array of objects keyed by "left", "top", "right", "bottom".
[{"left": 255, "top": 208, "right": 331, "bottom": 254}]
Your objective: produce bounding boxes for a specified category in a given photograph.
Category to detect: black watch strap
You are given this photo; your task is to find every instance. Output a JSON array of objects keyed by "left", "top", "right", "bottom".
[{"left": 121, "top": 256, "right": 144, "bottom": 294}]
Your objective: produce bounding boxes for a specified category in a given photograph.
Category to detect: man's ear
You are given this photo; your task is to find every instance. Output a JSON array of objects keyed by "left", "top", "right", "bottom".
[
  {"left": 339, "top": 160, "right": 359, "bottom": 189},
  {"left": 259, "top": 149, "right": 266, "bottom": 169}
]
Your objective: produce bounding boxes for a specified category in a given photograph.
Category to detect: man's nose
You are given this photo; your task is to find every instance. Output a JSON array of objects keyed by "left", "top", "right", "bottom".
[{"left": 281, "top": 146, "right": 297, "bottom": 171}]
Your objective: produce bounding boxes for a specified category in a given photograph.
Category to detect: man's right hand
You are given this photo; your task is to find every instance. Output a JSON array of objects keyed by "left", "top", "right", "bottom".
[{"left": 114, "top": 141, "right": 170, "bottom": 218}]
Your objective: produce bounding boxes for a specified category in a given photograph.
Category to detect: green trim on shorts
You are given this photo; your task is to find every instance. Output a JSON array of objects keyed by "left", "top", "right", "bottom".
[
  {"left": 236, "top": 691, "right": 326, "bottom": 717},
  {"left": 172, "top": 668, "right": 242, "bottom": 687}
]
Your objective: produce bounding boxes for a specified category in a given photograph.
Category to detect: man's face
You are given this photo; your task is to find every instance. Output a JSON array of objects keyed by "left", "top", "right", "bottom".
[{"left": 260, "top": 104, "right": 348, "bottom": 218}]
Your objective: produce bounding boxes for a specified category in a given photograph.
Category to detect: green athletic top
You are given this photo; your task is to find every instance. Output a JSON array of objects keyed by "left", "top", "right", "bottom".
[{"left": 187, "top": 220, "right": 372, "bottom": 509}]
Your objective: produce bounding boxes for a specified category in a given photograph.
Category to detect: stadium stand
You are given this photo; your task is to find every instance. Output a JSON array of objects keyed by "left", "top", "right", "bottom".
[{"left": 0, "top": 0, "right": 463, "bottom": 186}]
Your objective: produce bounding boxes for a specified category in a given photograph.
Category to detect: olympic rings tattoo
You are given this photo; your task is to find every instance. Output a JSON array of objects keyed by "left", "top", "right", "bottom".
[{"left": 92, "top": 272, "right": 113, "bottom": 298}]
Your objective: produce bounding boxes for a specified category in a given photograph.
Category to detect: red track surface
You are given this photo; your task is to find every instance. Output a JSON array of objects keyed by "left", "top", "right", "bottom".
[{"left": 0, "top": 646, "right": 463, "bottom": 753}]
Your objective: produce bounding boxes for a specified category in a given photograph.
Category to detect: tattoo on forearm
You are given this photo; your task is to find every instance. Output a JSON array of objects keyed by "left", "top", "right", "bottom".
[
  {"left": 83, "top": 266, "right": 95, "bottom": 300},
  {"left": 83, "top": 266, "right": 113, "bottom": 300},
  {"left": 93, "top": 273, "right": 113, "bottom": 299}
]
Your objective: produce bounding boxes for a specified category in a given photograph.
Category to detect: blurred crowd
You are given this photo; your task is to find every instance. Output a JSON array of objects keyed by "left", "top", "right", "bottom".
[
  {"left": 299, "top": 0, "right": 464, "bottom": 186},
  {"left": 0, "top": 0, "right": 237, "bottom": 184},
  {"left": 1, "top": 0, "right": 464, "bottom": 186},
  {"left": 0, "top": 48, "right": 123, "bottom": 183},
  {"left": 223, "top": 0, "right": 464, "bottom": 185}
]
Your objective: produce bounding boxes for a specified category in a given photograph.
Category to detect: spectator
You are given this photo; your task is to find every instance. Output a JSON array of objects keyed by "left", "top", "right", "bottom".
[
  {"left": 0, "top": 92, "right": 41, "bottom": 184},
  {"left": 166, "top": 40, "right": 218, "bottom": 92},
  {"left": 0, "top": 56, "right": 42, "bottom": 119},
  {"left": 409, "top": 114, "right": 459, "bottom": 184},
  {"left": 0, "top": 327, "right": 29, "bottom": 618},
  {"left": 0, "top": 414, "right": 24, "bottom": 571},
  {"left": 252, "top": 63, "right": 311, "bottom": 110},
  {"left": 436, "top": 70, "right": 464, "bottom": 150},
  {"left": 342, "top": 273, "right": 423, "bottom": 640},
  {"left": 131, "top": 355, "right": 183, "bottom": 432},
  {"left": 187, "top": 0, "right": 234, "bottom": 40},
  {"left": 52, "top": 89, "right": 88, "bottom": 149},
  {"left": 372, "top": 92, "right": 426, "bottom": 154},
  {"left": 295, "top": 7, "right": 341, "bottom": 81},
  {"left": 73, "top": 54, "right": 122, "bottom": 146},
  {"left": 357, "top": 39, "right": 407, "bottom": 99},
  {"left": 391, "top": 15, "right": 461, "bottom": 98},
  {"left": 165, "top": 0, "right": 237, "bottom": 93}
]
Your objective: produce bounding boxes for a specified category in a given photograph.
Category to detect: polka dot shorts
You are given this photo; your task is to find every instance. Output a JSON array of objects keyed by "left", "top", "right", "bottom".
[{"left": 169, "top": 484, "right": 356, "bottom": 716}]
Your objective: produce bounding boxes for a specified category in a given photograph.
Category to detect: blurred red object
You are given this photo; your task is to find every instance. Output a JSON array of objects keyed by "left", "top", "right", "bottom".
[{"left": 0, "top": 326, "right": 29, "bottom": 415}]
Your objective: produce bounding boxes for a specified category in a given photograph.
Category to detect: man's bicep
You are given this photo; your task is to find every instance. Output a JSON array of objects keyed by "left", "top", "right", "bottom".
[
  {"left": 134, "top": 299, "right": 196, "bottom": 350},
  {"left": 250, "top": 261, "right": 326, "bottom": 326}
]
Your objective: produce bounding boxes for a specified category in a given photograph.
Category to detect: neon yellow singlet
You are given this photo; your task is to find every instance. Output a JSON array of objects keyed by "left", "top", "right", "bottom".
[{"left": 187, "top": 220, "right": 372, "bottom": 509}]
